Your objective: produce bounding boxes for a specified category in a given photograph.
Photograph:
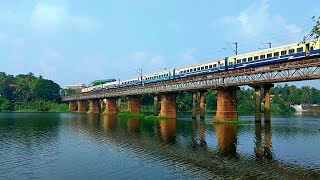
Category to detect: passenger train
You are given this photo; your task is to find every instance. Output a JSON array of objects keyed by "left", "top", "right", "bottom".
[{"left": 82, "top": 40, "right": 320, "bottom": 93}]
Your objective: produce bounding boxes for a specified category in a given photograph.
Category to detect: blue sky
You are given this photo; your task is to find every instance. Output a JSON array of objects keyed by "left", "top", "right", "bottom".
[{"left": 0, "top": 0, "right": 319, "bottom": 88}]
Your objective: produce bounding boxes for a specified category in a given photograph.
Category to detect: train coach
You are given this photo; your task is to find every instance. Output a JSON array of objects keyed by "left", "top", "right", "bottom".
[{"left": 82, "top": 40, "right": 320, "bottom": 93}]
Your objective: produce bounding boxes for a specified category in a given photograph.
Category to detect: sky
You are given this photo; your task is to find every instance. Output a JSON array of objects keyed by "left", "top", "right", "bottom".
[{"left": 0, "top": 0, "right": 319, "bottom": 88}]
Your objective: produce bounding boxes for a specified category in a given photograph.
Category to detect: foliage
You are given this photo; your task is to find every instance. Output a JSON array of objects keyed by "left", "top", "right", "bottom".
[
  {"left": 0, "top": 72, "right": 65, "bottom": 112},
  {"left": 0, "top": 97, "right": 13, "bottom": 111}
]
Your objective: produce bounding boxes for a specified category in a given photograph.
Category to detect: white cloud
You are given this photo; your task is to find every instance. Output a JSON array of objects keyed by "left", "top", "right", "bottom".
[
  {"left": 30, "top": 2, "right": 99, "bottom": 32},
  {"left": 218, "top": 0, "right": 303, "bottom": 46}
]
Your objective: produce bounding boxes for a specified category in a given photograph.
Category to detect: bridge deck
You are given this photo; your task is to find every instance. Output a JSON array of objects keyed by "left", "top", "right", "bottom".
[{"left": 63, "top": 56, "right": 320, "bottom": 101}]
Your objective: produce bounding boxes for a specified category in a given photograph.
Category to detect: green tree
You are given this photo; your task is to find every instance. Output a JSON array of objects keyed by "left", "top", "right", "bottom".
[
  {"left": 32, "top": 79, "right": 61, "bottom": 102},
  {"left": 0, "top": 97, "right": 13, "bottom": 111}
]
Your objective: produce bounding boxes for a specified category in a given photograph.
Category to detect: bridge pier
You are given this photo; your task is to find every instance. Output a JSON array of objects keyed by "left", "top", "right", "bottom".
[
  {"left": 154, "top": 95, "right": 159, "bottom": 116},
  {"left": 192, "top": 92, "right": 198, "bottom": 119},
  {"left": 213, "top": 87, "right": 239, "bottom": 121},
  {"left": 103, "top": 98, "right": 118, "bottom": 115},
  {"left": 255, "top": 87, "right": 262, "bottom": 122},
  {"left": 159, "top": 93, "right": 177, "bottom": 119},
  {"left": 77, "top": 100, "right": 87, "bottom": 113},
  {"left": 68, "top": 101, "right": 77, "bottom": 111},
  {"left": 199, "top": 91, "right": 206, "bottom": 119},
  {"left": 264, "top": 84, "right": 273, "bottom": 122},
  {"left": 88, "top": 99, "right": 100, "bottom": 113},
  {"left": 128, "top": 96, "right": 141, "bottom": 114}
]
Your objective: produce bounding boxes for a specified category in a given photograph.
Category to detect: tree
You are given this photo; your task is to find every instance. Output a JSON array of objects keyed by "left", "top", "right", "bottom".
[{"left": 32, "top": 79, "right": 61, "bottom": 102}]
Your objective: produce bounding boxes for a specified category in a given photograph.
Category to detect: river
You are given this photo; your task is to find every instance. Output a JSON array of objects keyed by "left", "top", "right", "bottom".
[{"left": 0, "top": 112, "right": 319, "bottom": 179}]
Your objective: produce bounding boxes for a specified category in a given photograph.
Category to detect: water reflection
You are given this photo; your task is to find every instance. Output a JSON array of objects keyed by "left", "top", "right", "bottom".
[
  {"left": 127, "top": 118, "right": 140, "bottom": 133},
  {"left": 102, "top": 115, "right": 117, "bottom": 130},
  {"left": 254, "top": 122, "right": 272, "bottom": 160},
  {"left": 1, "top": 113, "right": 319, "bottom": 179},
  {"left": 159, "top": 119, "right": 177, "bottom": 144},
  {"left": 214, "top": 124, "right": 238, "bottom": 157}
]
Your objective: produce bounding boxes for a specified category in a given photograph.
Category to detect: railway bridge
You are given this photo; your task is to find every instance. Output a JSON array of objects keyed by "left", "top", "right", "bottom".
[{"left": 63, "top": 56, "right": 320, "bottom": 122}]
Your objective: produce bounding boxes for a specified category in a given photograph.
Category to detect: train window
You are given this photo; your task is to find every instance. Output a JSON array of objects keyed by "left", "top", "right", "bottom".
[
  {"left": 187, "top": 70, "right": 189, "bottom": 73},
  {"left": 281, "top": 50, "right": 287, "bottom": 55},
  {"left": 248, "top": 57, "right": 253, "bottom": 61},
  {"left": 260, "top": 55, "right": 265, "bottom": 59},
  {"left": 254, "top": 56, "right": 259, "bottom": 60},
  {"left": 221, "top": 63, "right": 224, "bottom": 66},
  {"left": 205, "top": 66, "right": 208, "bottom": 69},
  {"left": 184, "top": 70, "right": 186, "bottom": 73},
  {"left": 297, "top": 47, "right": 303, "bottom": 52},
  {"left": 274, "top": 52, "right": 279, "bottom": 57},
  {"left": 237, "top": 59, "right": 241, "bottom": 63},
  {"left": 242, "top": 58, "right": 247, "bottom": 62},
  {"left": 311, "top": 46, "right": 314, "bottom": 51},
  {"left": 194, "top": 68, "right": 196, "bottom": 71},
  {"left": 209, "top": 65, "right": 212, "bottom": 68},
  {"left": 229, "top": 62, "right": 233, "bottom": 65},
  {"left": 197, "top": 67, "right": 200, "bottom": 71},
  {"left": 190, "top": 69, "right": 193, "bottom": 72},
  {"left": 213, "top": 64, "right": 217, "bottom": 67},
  {"left": 201, "top": 67, "right": 204, "bottom": 70},
  {"left": 289, "top": 49, "right": 295, "bottom": 54},
  {"left": 267, "top": 53, "right": 272, "bottom": 58}
]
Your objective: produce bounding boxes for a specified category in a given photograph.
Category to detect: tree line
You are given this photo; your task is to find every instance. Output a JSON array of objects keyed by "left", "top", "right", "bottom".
[{"left": 0, "top": 72, "right": 66, "bottom": 112}]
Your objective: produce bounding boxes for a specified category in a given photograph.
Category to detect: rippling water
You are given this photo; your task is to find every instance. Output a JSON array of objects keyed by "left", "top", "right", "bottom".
[{"left": 0, "top": 112, "right": 319, "bottom": 179}]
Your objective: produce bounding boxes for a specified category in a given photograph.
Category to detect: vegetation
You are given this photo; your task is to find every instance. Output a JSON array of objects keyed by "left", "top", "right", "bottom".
[
  {"left": 0, "top": 72, "right": 68, "bottom": 112},
  {"left": 211, "top": 120, "right": 250, "bottom": 125},
  {"left": 117, "top": 112, "right": 168, "bottom": 121}
]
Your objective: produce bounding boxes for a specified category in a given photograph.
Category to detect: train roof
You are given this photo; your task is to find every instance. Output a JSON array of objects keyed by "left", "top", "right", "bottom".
[
  {"left": 178, "top": 58, "right": 225, "bottom": 70},
  {"left": 228, "top": 42, "right": 303, "bottom": 58}
]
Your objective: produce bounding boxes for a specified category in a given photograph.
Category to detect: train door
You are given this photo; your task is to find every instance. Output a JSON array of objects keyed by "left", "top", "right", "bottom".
[
  {"left": 306, "top": 43, "right": 310, "bottom": 56},
  {"left": 218, "top": 61, "right": 221, "bottom": 71}
]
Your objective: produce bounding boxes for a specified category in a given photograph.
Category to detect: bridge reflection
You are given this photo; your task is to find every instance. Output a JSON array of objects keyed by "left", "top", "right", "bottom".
[{"left": 66, "top": 114, "right": 318, "bottom": 178}]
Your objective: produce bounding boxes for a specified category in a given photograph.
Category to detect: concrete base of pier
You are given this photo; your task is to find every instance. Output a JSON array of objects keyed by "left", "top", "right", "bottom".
[
  {"left": 159, "top": 93, "right": 177, "bottom": 119},
  {"left": 213, "top": 87, "right": 239, "bottom": 121},
  {"left": 199, "top": 91, "right": 206, "bottom": 119},
  {"left": 103, "top": 98, "right": 118, "bottom": 115},
  {"left": 69, "top": 101, "right": 77, "bottom": 111},
  {"left": 77, "top": 100, "right": 87, "bottom": 113},
  {"left": 88, "top": 99, "right": 100, "bottom": 113},
  {"left": 128, "top": 96, "right": 141, "bottom": 114}
]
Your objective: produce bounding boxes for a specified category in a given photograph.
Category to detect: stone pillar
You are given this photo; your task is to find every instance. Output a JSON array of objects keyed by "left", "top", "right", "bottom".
[
  {"left": 255, "top": 87, "right": 262, "bottom": 122},
  {"left": 88, "top": 99, "right": 100, "bottom": 113},
  {"left": 159, "top": 93, "right": 177, "bottom": 119},
  {"left": 77, "top": 100, "right": 87, "bottom": 113},
  {"left": 128, "top": 96, "right": 141, "bottom": 114},
  {"left": 263, "top": 84, "right": 273, "bottom": 122},
  {"left": 199, "top": 91, "right": 206, "bottom": 119},
  {"left": 117, "top": 98, "right": 122, "bottom": 112},
  {"left": 68, "top": 101, "right": 77, "bottom": 111},
  {"left": 192, "top": 92, "right": 198, "bottom": 119},
  {"left": 154, "top": 95, "right": 159, "bottom": 116},
  {"left": 103, "top": 98, "right": 118, "bottom": 115},
  {"left": 213, "top": 87, "right": 239, "bottom": 121}
]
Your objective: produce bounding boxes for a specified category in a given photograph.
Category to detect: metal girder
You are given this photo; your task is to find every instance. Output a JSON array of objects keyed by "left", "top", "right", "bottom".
[{"left": 63, "top": 57, "right": 320, "bottom": 101}]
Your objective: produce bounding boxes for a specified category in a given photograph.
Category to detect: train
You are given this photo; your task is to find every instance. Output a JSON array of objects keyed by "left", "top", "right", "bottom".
[{"left": 82, "top": 40, "right": 320, "bottom": 93}]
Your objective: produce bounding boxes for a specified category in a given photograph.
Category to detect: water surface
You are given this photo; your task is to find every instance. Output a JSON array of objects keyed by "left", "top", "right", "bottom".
[{"left": 0, "top": 112, "right": 319, "bottom": 179}]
